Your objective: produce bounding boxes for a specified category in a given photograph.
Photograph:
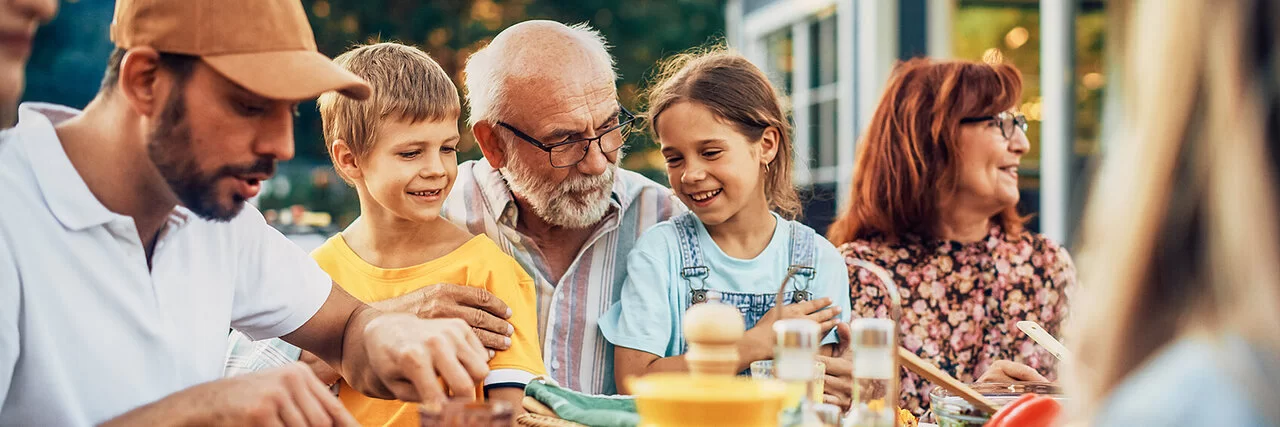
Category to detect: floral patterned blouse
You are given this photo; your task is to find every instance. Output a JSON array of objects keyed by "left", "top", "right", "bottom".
[{"left": 838, "top": 224, "right": 1075, "bottom": 416}]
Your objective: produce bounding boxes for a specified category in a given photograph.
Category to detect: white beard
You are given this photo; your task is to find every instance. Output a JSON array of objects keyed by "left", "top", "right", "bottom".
[{"left": 501, "top": 158, "right": 616, "bottom": 229}]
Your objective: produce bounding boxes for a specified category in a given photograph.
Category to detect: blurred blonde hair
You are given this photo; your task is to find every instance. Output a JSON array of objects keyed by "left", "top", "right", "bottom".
[
  {"left": 1070, "top": 0, "right": 1280, "bottom": 420},
  {"left": 318, "top": 42, "right": 460, "bottom": 185}
]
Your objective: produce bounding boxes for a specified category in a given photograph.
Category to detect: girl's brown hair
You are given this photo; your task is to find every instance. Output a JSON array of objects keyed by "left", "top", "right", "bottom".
[
  {"left": 827, "top": 58, "right": 1027, "bottom": 245},
  {"left": 644, "top": 47, "right": 802, "bottom": 220}
]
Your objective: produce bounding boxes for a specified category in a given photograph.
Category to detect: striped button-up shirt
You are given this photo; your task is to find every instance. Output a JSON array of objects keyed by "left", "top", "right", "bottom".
[{"left": 442, "top": 160, "right": 682, "bottom": 395}]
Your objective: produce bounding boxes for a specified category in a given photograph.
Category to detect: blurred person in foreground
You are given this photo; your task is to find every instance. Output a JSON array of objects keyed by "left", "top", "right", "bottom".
[
  {"left": 1068, "top": 0, "right": 1280, "bottom": 425},
  {"left": 826, "top": 58, "right": 1076, "bottom": 416},
  {"left": 0, "top": 0, "right": 56, "bottom": 127},
  {"left": 0, "top": 1, "right": 489, "bottom": 425},
  {"left": 372, "top": 20, "right": 682, "bottom": 395}
]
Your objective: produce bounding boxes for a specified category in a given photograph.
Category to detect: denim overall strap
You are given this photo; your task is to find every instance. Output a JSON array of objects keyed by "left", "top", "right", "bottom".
[
  {"left": 785, "top": 221, "right": 818, "bottom": 302},
  {"left": 671, "top": 212, "right": 713, "bottom": 302},
  {"left": 720, "top": 292, "right": 795, "bottom": 331}
]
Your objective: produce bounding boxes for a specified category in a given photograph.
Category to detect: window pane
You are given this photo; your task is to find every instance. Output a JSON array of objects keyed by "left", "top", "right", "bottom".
[
  {"left": 807, "top": 99, "right": 838, "bottom": 170},
  {"left": 763, "top": 28, "right": 793, "bottom": 96},
  {"left": 809, "top": 12, "right": 838, "bottom": 89},
  {"left": 952, "top": 1, "right": 1109, "bottom": 236}
]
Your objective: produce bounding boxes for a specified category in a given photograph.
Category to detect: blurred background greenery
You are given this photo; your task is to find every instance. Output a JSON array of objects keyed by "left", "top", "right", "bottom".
[
  {"left": 24, "top": 0, "right": 727, "bottom": 230},
  {"left": 24, "top": 0, "right": 1106, "bottom": 239}
]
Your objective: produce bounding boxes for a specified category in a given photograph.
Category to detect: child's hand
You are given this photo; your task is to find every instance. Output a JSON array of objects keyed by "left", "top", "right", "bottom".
[{"left": 738, "top": 298, "right": 842, "bottom": 362}]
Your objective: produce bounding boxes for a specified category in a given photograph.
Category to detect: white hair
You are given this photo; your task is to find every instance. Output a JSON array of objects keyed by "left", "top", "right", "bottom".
[{"left": 464, "top": 21, "right": 617, "bottom": 127}]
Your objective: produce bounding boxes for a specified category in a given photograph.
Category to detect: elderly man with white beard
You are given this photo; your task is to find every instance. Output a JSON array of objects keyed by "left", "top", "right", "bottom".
[{"left": 371, "top": 20, "right": 681, "bottom": 395}]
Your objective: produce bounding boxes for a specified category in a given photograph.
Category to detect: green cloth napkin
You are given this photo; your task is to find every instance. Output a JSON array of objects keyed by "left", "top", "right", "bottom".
[{"left": 524, "top": 380, "right": 639, "bottom": 427}]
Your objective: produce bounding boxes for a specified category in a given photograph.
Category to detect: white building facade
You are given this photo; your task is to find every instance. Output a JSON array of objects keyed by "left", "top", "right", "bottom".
[{"left": 727, "top": 0, "right": 1108, "bottom": 246}]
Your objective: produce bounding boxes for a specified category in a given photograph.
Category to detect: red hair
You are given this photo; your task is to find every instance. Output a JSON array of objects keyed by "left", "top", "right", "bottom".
[{"left": 827, "top": 58, "right": 1027, "bottom": 245}]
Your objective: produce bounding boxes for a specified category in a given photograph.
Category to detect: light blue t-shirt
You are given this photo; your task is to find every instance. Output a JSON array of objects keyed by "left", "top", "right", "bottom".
[
  {"left": 598, "top": 212, "right": 852, "bottom": 358},
  {"left": 1095, "top": 334, "right": 1278, "bottom": 426}
]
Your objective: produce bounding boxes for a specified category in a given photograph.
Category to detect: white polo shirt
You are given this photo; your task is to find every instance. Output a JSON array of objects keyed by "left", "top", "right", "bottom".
[{"left": 0, "top": 103, "right": 332, "bottom": 426}]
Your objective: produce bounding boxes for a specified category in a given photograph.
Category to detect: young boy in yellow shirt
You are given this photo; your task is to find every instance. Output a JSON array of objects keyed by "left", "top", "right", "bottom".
[{"left": 307, "top": 42, "right": 542, "bottom": 425}]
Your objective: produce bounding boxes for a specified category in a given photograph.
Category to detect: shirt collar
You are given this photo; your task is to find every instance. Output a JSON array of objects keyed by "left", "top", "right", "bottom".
[
  {"left": 14, "top": 103, "right": 120, "bottom": 231},
  {"left": 14, "top": 103, "right": 193, "bottom": 232},
  {"left": 472, "top": 160, "right": 626, "bottom": 228}
]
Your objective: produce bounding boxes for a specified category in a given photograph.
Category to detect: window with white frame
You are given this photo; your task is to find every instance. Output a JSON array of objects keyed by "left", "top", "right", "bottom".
[
  {"left": 806, "top": 12, "right": 840, "bottom": 178},
  {"left": 741, "top": 0, "right": 854, "bottom": 230}
]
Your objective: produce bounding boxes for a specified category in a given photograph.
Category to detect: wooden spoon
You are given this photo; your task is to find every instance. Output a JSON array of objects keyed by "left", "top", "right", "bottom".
[{"left": 897, "top": 347, "right": 999, "bottom": 414}]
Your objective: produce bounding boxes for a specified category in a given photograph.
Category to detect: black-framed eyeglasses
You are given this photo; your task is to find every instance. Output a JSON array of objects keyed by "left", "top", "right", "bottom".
[
  {"left": 497, "top": 104, "right": 637, "bottom": 168},
  {"left": 959, "top": 111, "right": 1028, "bottom": 140}
]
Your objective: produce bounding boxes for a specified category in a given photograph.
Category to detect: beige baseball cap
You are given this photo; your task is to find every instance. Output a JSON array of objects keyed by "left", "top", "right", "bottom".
[{"left": 110, "top": 0, "right": 371, "bottom": 101}]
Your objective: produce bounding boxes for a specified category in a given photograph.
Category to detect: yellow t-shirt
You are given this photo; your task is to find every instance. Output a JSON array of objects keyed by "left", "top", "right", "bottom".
[{"left": 311, "top": 234, "right": 545, "bottom": 427}]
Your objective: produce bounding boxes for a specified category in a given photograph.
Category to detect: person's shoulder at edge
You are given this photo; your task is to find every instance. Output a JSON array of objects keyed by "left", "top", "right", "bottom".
[
  {"left": 1093, "top": 336, "right": 1275, "bottom": 427},
  {"left": 0, "top": 103, "right": 79, "bottom": 198}
]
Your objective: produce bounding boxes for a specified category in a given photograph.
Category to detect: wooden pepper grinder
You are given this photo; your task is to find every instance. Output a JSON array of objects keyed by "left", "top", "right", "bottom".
[{"left": 682, "top": 300, "right": 746, "bottom": 376}]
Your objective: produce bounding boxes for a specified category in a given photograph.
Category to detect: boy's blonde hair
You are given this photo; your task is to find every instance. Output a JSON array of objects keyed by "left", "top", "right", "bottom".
[{"left": 318, "top": 42, "right": 460, "bottom": 184}]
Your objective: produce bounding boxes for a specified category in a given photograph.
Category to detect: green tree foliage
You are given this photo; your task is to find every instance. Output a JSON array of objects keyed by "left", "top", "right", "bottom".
[
  {"left": 25, "top": 1, "right": 725, "bottom": 224},
  {"left": 299, "top": 0, "right": 726, "bottom": 170}
]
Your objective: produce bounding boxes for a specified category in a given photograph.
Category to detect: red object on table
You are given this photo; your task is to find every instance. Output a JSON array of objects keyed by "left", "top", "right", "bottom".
[{"left": 985, "top": 393, "right": 1062, "bottom": 427}]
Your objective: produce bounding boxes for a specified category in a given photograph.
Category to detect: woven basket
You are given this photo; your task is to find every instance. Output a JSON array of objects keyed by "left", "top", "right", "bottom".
[{"left": 515, "top": 413, "right": 589, "bottom": 427}]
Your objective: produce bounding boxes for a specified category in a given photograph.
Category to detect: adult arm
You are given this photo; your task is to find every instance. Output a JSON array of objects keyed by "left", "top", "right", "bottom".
[
  {"left": 371, "top": 284, "right": 514, "bottom": 351},
  {"left": 299, "top": 350, "right": 342, "bottom": 387},
  {"left": 977, "top": 360, "right": 1050, "bottom": 383},
  {"left": 818, "top": 323, "right": 854, "bottom": 411},
  {"left": 812, "top": 240, "right": 856, "bottom": 410},
  {"left": 281, "top": 284, "right": 490, "bottom": 402},
  {"left": 229, "top": 210, "right": 487, "bottom": 402},
  {"left": 100, "top": 363, "right": 359, "bottom": 426}
]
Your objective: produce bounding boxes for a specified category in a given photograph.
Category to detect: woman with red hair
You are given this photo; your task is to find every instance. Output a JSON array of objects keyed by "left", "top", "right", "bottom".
[{"left": 828, "top": 58, "right": 1075, "bottom": 416}]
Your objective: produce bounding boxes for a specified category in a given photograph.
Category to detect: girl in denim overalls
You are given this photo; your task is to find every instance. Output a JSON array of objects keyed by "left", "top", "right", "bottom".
[{"left": 599, "top": 50, "right": 851, "bottom": 392}]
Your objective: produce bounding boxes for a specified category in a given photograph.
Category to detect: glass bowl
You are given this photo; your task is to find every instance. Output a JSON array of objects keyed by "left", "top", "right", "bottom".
[
  {"left": 927, "top": 382, "right": 1063, "bottom": 427},
  {"left": 418, "top": 400, "right": 513, "bottom": 427}
]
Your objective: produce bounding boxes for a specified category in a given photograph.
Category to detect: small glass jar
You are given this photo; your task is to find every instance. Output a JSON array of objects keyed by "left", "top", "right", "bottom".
[
  {"left": 419, "top": 400, "right": 513, "bottom": 427},
  {"left": 927, "top": 382, "right": 1063, "bottom": 427},
  {"left": 749, "top": 359, "right": 827, "bottom": 405}
]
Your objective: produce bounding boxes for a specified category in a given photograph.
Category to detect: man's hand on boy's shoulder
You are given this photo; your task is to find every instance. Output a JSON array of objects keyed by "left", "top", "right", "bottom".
[{"left": 371, "top": 283, "right": 515, "bottom": 351}]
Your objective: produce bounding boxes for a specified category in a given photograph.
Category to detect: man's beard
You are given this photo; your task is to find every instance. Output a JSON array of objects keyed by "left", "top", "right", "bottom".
[
  {"left": 501, "top": 155, "right": 616, "bottom": 229},
  {"left": 146, "top": 89, "right": 275, "bottom": 222}
]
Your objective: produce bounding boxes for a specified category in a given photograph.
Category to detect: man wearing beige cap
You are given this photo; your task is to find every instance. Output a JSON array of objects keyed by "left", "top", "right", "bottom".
[{"left": 0, "top": 1, "right": 489, "bottom": 425}]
